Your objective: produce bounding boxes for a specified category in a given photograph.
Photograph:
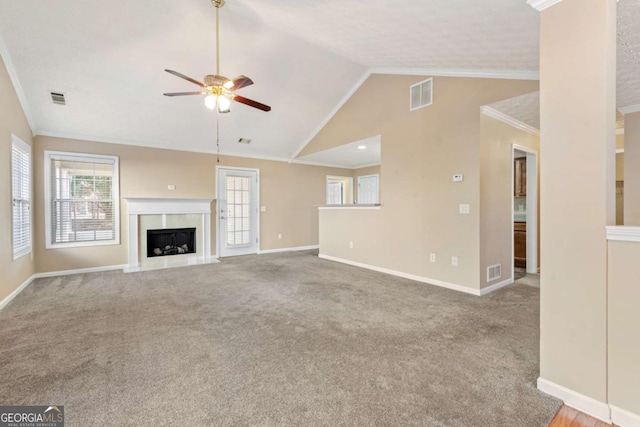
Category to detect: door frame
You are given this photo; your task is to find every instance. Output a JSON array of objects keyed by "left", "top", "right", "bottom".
[
  {"left": 356, "top": 174, "right": 380, "bottom": 204},
  {"left": 215, "top": 166, "right": 261, "bottom": 257},
  {"left": 512, "top": 144, "right": 538, "bottom": 276}
]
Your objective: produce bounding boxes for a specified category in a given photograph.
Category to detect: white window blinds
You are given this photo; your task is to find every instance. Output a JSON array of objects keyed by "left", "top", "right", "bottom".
[
  {"left": 45, "top": 151, "right": 120, "bottom": 248},
  {"left": 11, "top": 136, "right": 31, "bottom": 259}
]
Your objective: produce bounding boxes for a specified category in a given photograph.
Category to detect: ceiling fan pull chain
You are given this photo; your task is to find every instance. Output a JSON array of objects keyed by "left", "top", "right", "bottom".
[{"left": 216, "top": 107, "right": 221, "bottom": 163}]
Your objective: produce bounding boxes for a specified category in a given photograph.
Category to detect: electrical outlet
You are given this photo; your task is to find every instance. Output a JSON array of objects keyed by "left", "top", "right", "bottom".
[
  {"left": 349, "top": 241, "right": 354, "bottom": 249},
  {"left": 278, "top": 233, "right": 282, "bottom": 240},
  {"left": 451, "top": 256, "right": 458, "bottom": 267},
  {"left": 430, "top": 253, "right": 436, "bottom": 262},
  {"left": 260, "top": 206, "right": 267, "bottom": 212},
  {"left": 167, "top": 184, "right": 176, "bottom": 190},
  {"left": 459, "top": 204, "right": 470, "bottom": 214}
]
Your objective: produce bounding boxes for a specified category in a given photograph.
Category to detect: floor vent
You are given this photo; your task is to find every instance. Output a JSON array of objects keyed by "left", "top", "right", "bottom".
[
  {"left": 410, "top": 78, "right": 433, "bottom": 111},
  {"left": 50, "top": 92, "right": 66, "bottom": 105},
  {"left": 487, "top": 264, "right": 502, "bottom": 282}
]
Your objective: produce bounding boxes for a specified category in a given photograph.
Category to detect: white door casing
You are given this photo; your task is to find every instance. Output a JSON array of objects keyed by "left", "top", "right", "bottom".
[
  {"left": 217, "top": 167, "right": 259, "bottom": 257},
  {"left": 357, "top": 174, "right": 379, "bottom": 204}
]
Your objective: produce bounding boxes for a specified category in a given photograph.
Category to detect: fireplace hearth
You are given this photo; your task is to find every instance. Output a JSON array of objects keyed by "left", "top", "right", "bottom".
[{"left": 147, "top": 228, "right": 196, "bottom": 258}]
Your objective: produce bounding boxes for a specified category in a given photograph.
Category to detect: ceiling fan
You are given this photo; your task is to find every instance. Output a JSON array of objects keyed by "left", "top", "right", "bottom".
[{"left": 163, "top": 0, "right": 271, "bottom": 114}]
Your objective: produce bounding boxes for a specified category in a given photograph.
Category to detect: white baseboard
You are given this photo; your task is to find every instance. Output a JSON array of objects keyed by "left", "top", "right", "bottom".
[
  {"left": 611, "top": 405, "right": 640, "bottom": 427},
  {"left": 35, "top": 264, "right": 129, "bottom": 278},
  {"left": 318, "top": 253, "right": 481, "bottom": 296},
  {"left": 0, "top": 274, "right": 36, "bottom": 310},
  {"left": 480, "top": 278, "right": 514, "bottom": 296},
  {"left": 259, "top": 245, "right": 319, "bottom": 255},
  {"left": 537, "top": 378, "right": 611, "bottom": 423}
]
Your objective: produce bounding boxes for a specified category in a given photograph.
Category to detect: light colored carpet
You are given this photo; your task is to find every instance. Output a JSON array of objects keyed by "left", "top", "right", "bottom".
[{"left": 0, "top": 251, "right": 560, "bottom": 426}]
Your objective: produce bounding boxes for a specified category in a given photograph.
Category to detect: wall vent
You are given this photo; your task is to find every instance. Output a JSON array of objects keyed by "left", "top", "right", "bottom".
[
  {"left": 409, "top": 78, "right": 433, "bottom": 111},
  {"left": 50, "top": 92, "right": 66, "bottom": 106},
  {"left": 487, "top": 264, "right": 502, "bottom": 282},
  {"left": 237, "top": 138, "right": 251, "bottom": 144}
]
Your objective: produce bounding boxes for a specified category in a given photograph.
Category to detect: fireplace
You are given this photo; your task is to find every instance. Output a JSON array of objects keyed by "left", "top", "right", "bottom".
[{"left": 147, "top": 228, "right": 196, "bottom": 258}]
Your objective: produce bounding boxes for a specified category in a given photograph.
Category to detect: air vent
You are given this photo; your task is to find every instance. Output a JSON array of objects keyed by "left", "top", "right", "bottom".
[
  {"left": 410, "top": 78, "right": 433, "bottom": 111},
  {"left": 50, "top": 92, "right": 66, "bottom": 106},
  {"left": 487, "top": 264, "right": 502, "bottom": 282},
  {"left": 237, "top": 138, "right": 251, "bottom": 144}
]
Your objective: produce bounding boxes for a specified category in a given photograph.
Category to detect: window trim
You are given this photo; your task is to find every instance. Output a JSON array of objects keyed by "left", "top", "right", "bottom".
[
  {"left": 44, "top": 150, "right": 120, "bottom": 249},
  {"left": 11, "top": 135, "right": 32, "bottom": 260}
]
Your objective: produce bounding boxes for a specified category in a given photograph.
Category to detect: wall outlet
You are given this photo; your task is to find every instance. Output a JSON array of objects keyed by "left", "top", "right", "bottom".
[
  {"left": 459, "top": 204, "right": 470, "bottom": 214},
  {"left": 452, "top": 174, "right": 464, "bottom": 182},
  {"left": 430, "top": 253, "right": 436, "bottom": 262},
  {"left": 349, "top": 241, "right": 354, "bottom": 249},
  {"left": 451, "top": 256, "right": 458, "bottom": 266},
  {"left": 260, "top": 206, "right": 267, "bottom": 212},
  {"left": 278, "top": 233, "right": 282, "bottom": 240},
  {"left": 167, "top": 184, "right": 176, "bottom": 190}
]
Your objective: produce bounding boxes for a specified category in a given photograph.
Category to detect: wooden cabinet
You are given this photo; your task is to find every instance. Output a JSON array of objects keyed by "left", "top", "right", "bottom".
[
  {"left": 514, "top": 158, "right": 527, "bottom": 197},
  {"left": 514, "top": 222, "right": 526, "bottom": 268}
]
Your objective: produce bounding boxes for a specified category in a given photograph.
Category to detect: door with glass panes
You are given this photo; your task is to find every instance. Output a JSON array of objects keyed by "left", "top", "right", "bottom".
[{"left": 217, "top": 168, "right": 258, "bottom": 257}]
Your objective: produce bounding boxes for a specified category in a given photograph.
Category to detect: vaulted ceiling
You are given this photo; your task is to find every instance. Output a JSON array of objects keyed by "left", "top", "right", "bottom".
[{"left": 0, "top": 0, "right": 638, "bottom": 162}]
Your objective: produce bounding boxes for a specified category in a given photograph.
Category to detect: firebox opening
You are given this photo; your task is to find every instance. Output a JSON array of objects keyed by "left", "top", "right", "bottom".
[{"left": 147, "top": 228, "right": 196, "bottom": 258}]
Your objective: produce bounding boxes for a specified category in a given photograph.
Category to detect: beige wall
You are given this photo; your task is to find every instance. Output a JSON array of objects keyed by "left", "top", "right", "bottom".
[
  {"left": 311, "top": 74, "right": 538, "bottom": 291},
  {"left": 624, "top": 112, "right": 640, "bottom": 225},
  {"left": 33, "top": 135, "right": 351, "bottom": 273},
  {"left": 607, "top": 239, "right": 640, "bottom": 416},
  {"left": 479, "top": 115, "right": 540, "bottom": 288},
  {"left": 352, "top": 165, "right": 381, "bottom": 203},
  {"left": 538, "top": 0, "right": 616, "bottom": 404},
  {"left": 0, "top": 55, "right": 35, "bottom": 303}
]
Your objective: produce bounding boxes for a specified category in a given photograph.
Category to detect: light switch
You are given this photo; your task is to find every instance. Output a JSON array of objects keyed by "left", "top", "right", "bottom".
[{"left": 459, "top": 204, "right": 470, "bottom": 214}]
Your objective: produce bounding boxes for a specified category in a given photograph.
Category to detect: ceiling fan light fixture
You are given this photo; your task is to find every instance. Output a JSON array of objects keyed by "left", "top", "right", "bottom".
[
  {"left": 218, "top": 95, "right": 231, "bottom": 113},
  {"left": 205, "top": 94, "right": 216, "bottom": 110}
]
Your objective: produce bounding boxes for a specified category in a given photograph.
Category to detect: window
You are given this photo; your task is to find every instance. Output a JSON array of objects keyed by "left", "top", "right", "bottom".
[
  {"left": 11, "top": 135, "right": 31, "bottom": 259},
  {"left": 45, "top": 151, "right": 120, "bottom": 248}
]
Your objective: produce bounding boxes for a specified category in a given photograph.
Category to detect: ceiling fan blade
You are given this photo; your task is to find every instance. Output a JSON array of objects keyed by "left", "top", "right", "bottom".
[
  {"left": 163, "top": 91, "right": 205, "bottom": 97},
  {"left": 227, "top": 75, "right": 254, "bottom": 90},
  {"left": 234, "top": 95, "right": 271, "bottom": 112},
  {"left": 164, "top": 69, "right": 205, "bottom": 87}
]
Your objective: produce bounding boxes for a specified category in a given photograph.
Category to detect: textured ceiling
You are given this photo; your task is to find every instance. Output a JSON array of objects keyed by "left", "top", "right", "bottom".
[
  {"left": 489, "top": 92, "right": 541, "bottom": 130},
  {"left": 0, "top": 0, "right": 638, "bottom": 160},
  {"left": 297, "top": 136, "right": 381, "bottom": 169}
]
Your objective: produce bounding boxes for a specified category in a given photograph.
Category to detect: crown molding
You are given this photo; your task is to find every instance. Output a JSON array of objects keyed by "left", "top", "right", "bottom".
[
  {"left": 289, "top": 68, "right": 372, "bottom": 161},
  {"left": 35, "top": 130, "right": 297, "bottom": 163},
  {"left": 0, "top": 30, "right": 37, "bottom": 136},
  {"left": 292, "top": 158, "right": 379, "bottom": 170},
  {"left": 619, "top": 104, "right": 640, "bottom": 115},
  {"left": 480, "top": 106, "right": 540, "bottom": 137},
  {"left": 527, "top": 0, "right": 563, "bottom": 12},
  {"left": 371, "top": 67, "right": 540, "bottom": 81}
]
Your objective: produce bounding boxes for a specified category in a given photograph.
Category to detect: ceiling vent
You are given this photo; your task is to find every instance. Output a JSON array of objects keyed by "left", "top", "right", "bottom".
[
  {"left": 410, "top": 78, "right": 433, "bottom": 111},
  {"left": 237, "top": 138, "right": 251, "bottom": 144},
  {"left": 50, "top": 92, "right": 66, "bottom": 106}
]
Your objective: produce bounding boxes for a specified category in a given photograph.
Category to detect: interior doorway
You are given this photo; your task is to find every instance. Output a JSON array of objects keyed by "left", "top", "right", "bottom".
[
  {"left": 512, "top": 145, "right": 538, "bottom": 277},
  {"left": 216, "top": 166, "right": 259, "bottom": 257},
  {"left": 326, "top": 176, "right": 354, "bottom": 205}
]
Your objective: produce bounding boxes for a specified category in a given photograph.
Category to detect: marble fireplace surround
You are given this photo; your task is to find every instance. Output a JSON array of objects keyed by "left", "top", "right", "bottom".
[{"left": 124, "top": 198, "right": 215, "bottom": 272}]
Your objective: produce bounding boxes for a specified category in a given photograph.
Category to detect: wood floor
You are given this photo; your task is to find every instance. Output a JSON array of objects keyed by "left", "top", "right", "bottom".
[{"left": 548, "top": 405, "right": 612, "bottom": 427}]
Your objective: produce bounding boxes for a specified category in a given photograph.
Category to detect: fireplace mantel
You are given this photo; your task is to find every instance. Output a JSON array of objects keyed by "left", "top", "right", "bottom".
[{"left": 124, "top": 198, "right": 215, "bottom": 272}]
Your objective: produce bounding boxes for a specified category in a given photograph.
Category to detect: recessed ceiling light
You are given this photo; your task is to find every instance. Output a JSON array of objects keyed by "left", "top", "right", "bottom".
[{"left": 358, "top": 145, "right": 367, "bottom": 150}]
